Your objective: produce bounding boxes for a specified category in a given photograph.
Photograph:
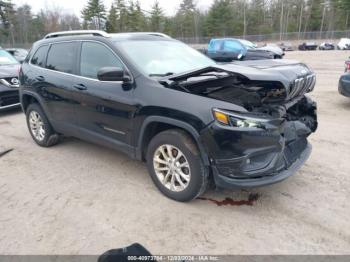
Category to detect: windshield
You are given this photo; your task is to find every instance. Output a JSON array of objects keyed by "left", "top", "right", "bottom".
[
  {"left": 15, "top": 49, "right": 28, "bottom": 56},
  {"left": 239, "top": 39, "right": 256, "bottom": 49},
  {"left": 0, "top": 50, "right": 19, "bottom": 65},
  {"left": 116, "top": 40, "right": 215, "bottom": 76}
]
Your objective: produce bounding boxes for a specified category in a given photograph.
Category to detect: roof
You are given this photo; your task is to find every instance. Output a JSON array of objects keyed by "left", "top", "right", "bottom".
[{"left": 43, "top": 30, "right": 171, "bottom": 41}]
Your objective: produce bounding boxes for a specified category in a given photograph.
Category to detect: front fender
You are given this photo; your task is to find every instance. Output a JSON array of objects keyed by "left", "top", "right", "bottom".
[{"left": 135, "top": 116, "right": 210, "bottom": 166}]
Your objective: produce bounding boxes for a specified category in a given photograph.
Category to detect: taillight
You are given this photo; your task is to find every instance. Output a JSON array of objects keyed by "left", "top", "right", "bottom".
[{"left": 345, "top": 61, "right": 350, "bottom": 72}]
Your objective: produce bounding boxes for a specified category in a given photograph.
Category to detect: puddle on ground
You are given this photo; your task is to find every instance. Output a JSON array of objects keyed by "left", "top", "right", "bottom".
[{"left": 198, "top": 193, "right": 260, "bottom": 206}]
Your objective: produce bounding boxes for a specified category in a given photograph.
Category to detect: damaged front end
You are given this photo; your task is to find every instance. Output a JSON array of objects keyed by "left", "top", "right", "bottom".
[{"left": 160, "top": 62, "right": 318, "bottom": 187}]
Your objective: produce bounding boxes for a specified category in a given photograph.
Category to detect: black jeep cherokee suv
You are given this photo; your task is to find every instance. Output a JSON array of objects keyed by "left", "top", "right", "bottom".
[{"left": 19, "top": 30, "right": 318, "bottom": 202}]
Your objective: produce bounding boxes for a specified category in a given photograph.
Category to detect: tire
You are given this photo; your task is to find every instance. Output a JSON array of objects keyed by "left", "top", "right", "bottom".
[
  {"left": 26, "top": 103, "right": 60, "bottom": 147},
  {"left": 146, "top": 129, "right": 209, "bottom": 202}
]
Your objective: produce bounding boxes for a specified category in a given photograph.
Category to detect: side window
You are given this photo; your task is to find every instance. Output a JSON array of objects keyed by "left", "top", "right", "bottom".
[
  {"left": 223, "top": 40, "right": 243, "bottom": 52},
  {"left": 80, "top": 42, "right": 123, "bottom": 79},
  {"left": 31, "top": 45, "right": 49, "bottom": 67},
  {"left": 46, "top": 42, "right": 78, "bottom": 74},
  {"left": 208, "top": 40, "right": 223, "bottom": 52}
]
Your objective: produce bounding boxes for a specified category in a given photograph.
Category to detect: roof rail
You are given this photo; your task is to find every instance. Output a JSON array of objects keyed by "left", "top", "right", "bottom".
[
  {"left": 44, "top": 30, "right": 110, "bottom": 39},
  {"left": 144, "top": 32, "right": 171, "bottom": 38},
  {"left": 108, "top": 32, "right": 171, "bottom": 39}
]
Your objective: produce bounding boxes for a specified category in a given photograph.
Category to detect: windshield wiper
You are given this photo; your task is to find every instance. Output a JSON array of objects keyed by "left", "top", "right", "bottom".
[{"left": 149, "top": 72, "right": 174, "bottom": 77}]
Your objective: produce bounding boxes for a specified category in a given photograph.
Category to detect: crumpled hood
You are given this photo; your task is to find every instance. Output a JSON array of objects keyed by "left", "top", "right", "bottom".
[
  {"left": 218, "top": 59, "right": 313, "bottom": 88},
  {"left": 0, "top": 64, "right": 20, "bottom": 78}
]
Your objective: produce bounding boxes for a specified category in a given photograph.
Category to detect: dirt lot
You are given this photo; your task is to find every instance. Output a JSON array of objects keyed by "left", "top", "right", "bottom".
[{"left": 0, "top": 51, "right": 350, "bottom": 255}]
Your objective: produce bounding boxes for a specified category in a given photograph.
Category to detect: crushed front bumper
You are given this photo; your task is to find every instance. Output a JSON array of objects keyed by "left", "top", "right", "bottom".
[
  {"left": 201, "top": 97, "right": 317, "bottom": 189},
  {"left": 213, "top": 141, "right": 311, "bottom": 188}
]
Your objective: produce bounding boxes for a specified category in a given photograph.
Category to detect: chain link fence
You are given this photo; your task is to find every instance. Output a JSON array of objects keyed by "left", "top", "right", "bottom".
[
  {"left": 3, "top": 30, "right": 350, "bottom": 50},
  {"left": 178, "top": 30, "right": 350, "bottom": 46}
]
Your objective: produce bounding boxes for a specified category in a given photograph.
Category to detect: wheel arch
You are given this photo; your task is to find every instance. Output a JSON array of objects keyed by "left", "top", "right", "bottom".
[
  {"left": 20, "top": 91, "right": 45, "bottom": 113},
  {"left": 136, "top": 116, "right": 210, "bottom": 166}
]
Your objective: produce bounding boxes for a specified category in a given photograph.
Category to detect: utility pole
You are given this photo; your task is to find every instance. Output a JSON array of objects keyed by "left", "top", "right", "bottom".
[
  {"left": 320, "top": 2, "right": 327, "bottom": 39},
  {"left": 279, "top": 0, "right": 284, "bottom": 41},
  {"left": 285, "top": 4, "right": 290, "bottom": 38},
  {"left": 243, "top": 2, "right": 246, "bottom": 38},
  {"left": 298, "top": 2, "right": 303, "bottom": 40},
  {"left": 193, "top": 11, "right": 198, "bottom": 43}
]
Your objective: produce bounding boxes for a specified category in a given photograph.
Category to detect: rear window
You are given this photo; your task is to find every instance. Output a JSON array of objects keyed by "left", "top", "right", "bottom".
[
  {"left": 31, "top": 45, "right": 49, "bottom": 67},
  {"left": 46, "top": 42, "right": 78, "bottom": 74},
  {"left": 208, "top": 40, "right": 223, "bottom": 52}
]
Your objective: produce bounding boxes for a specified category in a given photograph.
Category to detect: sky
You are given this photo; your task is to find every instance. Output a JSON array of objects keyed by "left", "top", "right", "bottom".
[{"left": 13, "top": 0, "right": 214, "bottom": 16}]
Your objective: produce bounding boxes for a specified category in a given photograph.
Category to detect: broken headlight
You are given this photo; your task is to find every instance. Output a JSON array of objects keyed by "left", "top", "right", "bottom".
[{"left": 213, "top": 109, "right": 266, "bottom": 129}]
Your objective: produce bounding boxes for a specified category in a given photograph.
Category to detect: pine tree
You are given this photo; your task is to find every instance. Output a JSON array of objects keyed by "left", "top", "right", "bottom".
[
  {"left": 106, "top": 4, "right": 118, "bottom": 32},
  {"left": 150, "top": 0, "right": 164, "bottom": 32},
  {"left": 115, "top": 0, "right": 128, "bottom": 31},
  {"left": 126, "top": 0, "right": 147, "bottom": 31},
  {"left": 134, "top": 0, "right": 147, "bottom": 31},
  {"left": 81, "top": 0, "right": 106, "bottom": 30},
  {"left": 176, "top": 0, "right": 198, "bottom": 38},
  {"left": 308, "top": 0, "right": 324, "bottom": 31}
]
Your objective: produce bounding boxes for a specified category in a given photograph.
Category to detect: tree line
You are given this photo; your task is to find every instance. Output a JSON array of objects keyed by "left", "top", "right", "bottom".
[{"left": 0, "top": 0, "right": 349, "bottom": 45}]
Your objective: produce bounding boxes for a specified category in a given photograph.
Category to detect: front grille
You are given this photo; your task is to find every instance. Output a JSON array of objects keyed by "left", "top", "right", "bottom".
[
  {"left": 289, "top": 74, "right": 316, "bottom": 99},
  {"left": 0, "top": 92, "right": 19, "bottom": 107}
]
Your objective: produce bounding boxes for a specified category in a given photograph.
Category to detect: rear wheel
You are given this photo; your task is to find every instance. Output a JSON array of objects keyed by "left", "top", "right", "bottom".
[
  {"left": 146, "top": 129, "right": 209, "bottom": 202},
  {"left": 26, "top": 103, "right": 60, "bottom": 147}
]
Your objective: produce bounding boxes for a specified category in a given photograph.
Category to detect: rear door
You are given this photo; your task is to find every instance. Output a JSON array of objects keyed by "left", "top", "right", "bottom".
[
  {"left": 32, "top": 41, "right": 81, "bottom": 130},
  {"left": 72, "top": 41, "right": 135, "bottom": 151}
]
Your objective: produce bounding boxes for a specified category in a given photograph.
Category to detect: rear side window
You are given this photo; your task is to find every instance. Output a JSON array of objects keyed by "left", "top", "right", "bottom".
[
  {"left": 80, "top": 42, "right": 123, "bottom": 79},
  {"left": 46, "top": 42, "right": 78, "bottom": 74},
  {"left": 31, "top": 45, "right": 49, "bottom": 67},
  {"left": 223, "top": 40, "right": 243, "bottom": 52}
]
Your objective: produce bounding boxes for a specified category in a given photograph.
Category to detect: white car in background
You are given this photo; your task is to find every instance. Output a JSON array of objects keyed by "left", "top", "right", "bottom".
[
  {"left": 259, "top": 43, "right": 285, "bottom": 58},
  {"left": 238, "top": 40, "right": 284, "bottom": 59},
  {"left": 337, "top": 38, "right": 350, "bottom": 50}
]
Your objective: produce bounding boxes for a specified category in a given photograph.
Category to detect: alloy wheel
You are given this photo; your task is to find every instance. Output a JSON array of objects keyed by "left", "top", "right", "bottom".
[
  {"left": 29, "top": 111, "right": 46, "bottom": 142},
  {"left": 153, "top": 144, "right": 191, "bottom": 192}
]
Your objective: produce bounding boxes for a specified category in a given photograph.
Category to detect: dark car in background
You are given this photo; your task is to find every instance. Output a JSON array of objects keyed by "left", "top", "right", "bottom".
[
  {"left": 206, "top": 38, "right": 274, "bottom": 62},
  {"left": 20, "top": 30, "right": 317, "bottom": 202},
  {"left": 298, "top": 42, "right": 318, "bottom": 51},
  {"left": 0, "top": 49, "right": 21, "bottom": 110},
  {"left": 5, "top": 48, "right": 28, "bottom": 63},
  {"left": 339, "top": 59, "right": 350, "bottom": 97}
]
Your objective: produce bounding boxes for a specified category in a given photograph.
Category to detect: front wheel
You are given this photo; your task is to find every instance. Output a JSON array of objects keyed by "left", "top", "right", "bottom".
[{"left": 146, "top": 129, "right": 209, "bottom": 202}]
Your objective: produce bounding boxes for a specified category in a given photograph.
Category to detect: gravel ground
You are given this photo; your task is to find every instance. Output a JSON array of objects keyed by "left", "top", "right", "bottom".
[{"left": 0, "top": 51, "right": 350, "bottom": 255}]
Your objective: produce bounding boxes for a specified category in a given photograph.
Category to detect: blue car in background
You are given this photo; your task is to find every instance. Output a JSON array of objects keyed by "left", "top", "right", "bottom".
[{"left": 206, "top": 38, "right": 274, "bottom": 62}]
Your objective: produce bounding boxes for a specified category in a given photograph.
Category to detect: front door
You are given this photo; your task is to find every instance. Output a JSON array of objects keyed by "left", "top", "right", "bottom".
[{"left": 72, "top": 41, "right": 136, "bottom": 152}]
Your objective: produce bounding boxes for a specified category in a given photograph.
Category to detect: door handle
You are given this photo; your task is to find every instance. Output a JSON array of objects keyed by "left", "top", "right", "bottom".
[
  {"left": 73, "top": 84, "right": 87, "bottom": 90},
  {"left": 35, "top": 76, "right": 45, "bottom": 81}
]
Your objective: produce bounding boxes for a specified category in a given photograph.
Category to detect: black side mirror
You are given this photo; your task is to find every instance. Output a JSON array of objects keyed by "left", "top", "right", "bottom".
[{"left": 97, "top": 67, "right": 130, "bottom": 82}]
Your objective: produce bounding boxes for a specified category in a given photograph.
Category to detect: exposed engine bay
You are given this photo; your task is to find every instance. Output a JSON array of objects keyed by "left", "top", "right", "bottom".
[{"left": 159, "top": 63, "right": 318, "bottom": 141}]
